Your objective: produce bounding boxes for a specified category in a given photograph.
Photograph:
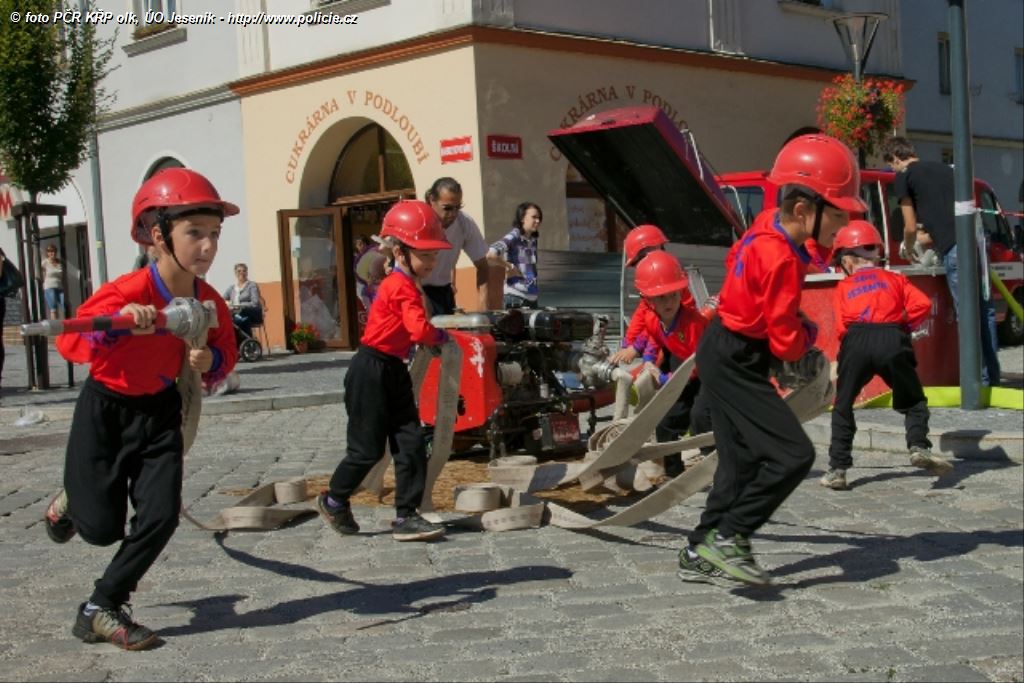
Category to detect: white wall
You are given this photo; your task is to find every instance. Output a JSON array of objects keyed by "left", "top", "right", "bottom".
[
  {"left": 900, "top": 0, "right": 1023, "bottom": 210},
  {"left": 95, "top": 99, "right": 247, "bottom": 290}
]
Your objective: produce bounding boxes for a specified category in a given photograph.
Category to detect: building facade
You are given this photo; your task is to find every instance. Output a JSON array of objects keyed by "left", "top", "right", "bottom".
[{"left": 5, "top": 0, "right": 1019, "bottom": 351}]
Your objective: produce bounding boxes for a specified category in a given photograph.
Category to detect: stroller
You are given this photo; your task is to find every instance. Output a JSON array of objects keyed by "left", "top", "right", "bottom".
[
  {"left": 235, "top": 323, "right": 262, "bottom": 362},
  {"left": 232, "top": 308, "right": 264, "bottom": 362}
]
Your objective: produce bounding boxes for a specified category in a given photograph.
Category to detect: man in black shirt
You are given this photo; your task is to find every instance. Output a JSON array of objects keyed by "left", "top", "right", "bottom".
[{"left": 884, "top": 136, "right": 1000, "bottom": 386}]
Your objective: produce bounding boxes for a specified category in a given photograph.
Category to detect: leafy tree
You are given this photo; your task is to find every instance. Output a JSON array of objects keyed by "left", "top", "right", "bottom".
[{"left": 0, "top": 0, "right": 114, "bottom": 200}]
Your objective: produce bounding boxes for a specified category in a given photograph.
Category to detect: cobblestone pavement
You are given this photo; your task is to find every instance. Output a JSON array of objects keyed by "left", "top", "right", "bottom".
[{"left": 1, "top": 398, "right": 1021, "bottom": 682}]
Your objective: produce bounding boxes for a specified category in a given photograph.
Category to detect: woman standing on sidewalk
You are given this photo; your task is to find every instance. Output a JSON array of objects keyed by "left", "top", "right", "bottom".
[{"left": 41, "top": 244, "right": 65, "bottom": 320}]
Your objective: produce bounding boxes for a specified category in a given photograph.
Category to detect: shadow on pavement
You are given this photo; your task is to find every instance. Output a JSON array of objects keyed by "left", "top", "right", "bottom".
[
  {"left": 759, "top": 526, "right": 1023, "bottom": 592},
  {"left": 157, "top": 535, "right": 572, "bottom": 636}
]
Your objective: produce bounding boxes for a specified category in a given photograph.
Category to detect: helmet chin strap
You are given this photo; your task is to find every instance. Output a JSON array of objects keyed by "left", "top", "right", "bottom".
[
  {"left": 811, "top": 197, "right": 826, "bottom": 243},
  {"left": 157, "top": 211, "right": 190, "bottom": 274},
  {"left": 155, "top": 207, "right": 224, "bottom": 274},
  {"left": 399, "top": 243, "right": 419, "bottom": 278}
]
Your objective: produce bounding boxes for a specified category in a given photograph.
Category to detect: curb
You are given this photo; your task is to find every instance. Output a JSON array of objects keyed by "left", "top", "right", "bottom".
[
  {"left": 6, "top": 390, "right": 1020, "bottom": 465},
  {"left": 803, "top": 417, "right": 1024, "bottom": 464}
]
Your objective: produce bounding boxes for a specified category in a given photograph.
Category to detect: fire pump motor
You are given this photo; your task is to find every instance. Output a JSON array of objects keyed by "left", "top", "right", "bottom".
[{"left": 418, "top": 308, "right": 620, "bottom": 457}]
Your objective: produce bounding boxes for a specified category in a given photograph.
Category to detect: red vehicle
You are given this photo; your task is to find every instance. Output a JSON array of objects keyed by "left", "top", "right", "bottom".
[
  {"left": 546, "top": 105, "right": 1021, "bottom": 404},
  {"left": 718, "top": 169, "right": 1024, "bottom": 345}
]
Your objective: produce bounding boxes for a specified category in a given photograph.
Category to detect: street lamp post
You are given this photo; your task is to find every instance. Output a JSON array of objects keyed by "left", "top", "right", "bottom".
[{"left": 830, "top": 12, "right": 888, "bottom": 165}]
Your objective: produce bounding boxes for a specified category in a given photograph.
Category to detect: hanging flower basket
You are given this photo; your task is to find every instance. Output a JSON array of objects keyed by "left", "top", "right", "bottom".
[{"left": 816, "top": 74, "right": 906, "bottom": 159}]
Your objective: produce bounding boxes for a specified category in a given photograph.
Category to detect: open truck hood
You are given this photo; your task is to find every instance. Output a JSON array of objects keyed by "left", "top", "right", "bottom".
[{"left": 548, "top": 106, "right": 743, "bottom": 247}]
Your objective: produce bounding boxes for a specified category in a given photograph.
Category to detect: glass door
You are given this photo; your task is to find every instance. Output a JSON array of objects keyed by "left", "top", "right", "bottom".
[{"left": 277, "top": 207, "right": 355, "bottom": 349}]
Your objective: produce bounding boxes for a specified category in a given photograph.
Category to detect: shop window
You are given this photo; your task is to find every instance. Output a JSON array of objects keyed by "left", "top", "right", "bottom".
[
  {"left": 565, "top": 163, "right": 628, "bottom": 253},
  {"left": 329, "top": 125, "right": 414, "bottom": 203}
]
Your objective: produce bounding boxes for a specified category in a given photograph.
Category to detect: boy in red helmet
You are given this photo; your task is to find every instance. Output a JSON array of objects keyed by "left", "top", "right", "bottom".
[
  {"left": 610, "top": 224, "right": 688, "bottom": 364},
  {"left": 678, "top": 134, "right": 865, "bottom": 587},
  {"left": 632, "top": 251, "right": 712, "bottom": 476},
  {"left": 317, "top": 200, "right": 452, "bottom": 542},
  {"left": 822, "top": 220, "right": 950, "bottom": 490},
  {"left": 43, "top": 168, "right": 238, "bottom": 649}
]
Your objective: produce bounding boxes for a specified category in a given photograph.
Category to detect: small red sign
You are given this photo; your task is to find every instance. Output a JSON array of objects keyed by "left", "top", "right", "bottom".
[
  {"left": 486, "top": 135, "right": 522, "bottom": 159},
  {"left": 440, "top": 136, "right": 473, "bottom": 164}
]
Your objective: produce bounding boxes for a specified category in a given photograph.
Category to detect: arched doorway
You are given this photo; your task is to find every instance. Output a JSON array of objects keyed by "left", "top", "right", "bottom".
[{"left": 276, "top": 123, "right": 415, "bottom": 349}]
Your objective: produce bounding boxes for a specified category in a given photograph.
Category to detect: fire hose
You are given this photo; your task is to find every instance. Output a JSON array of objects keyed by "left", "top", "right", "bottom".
[
  {"left": 24, "top": 299, "right": 298, "bottom": 533},
  {"left": 20, "top": 296, "right": 218, "bottom": 341}
]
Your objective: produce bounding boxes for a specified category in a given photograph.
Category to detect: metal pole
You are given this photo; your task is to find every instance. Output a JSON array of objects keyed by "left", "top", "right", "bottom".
[
  {"left": 87, "top": 133, "right": 108, "bottom": 285},
  {"left": 79, "top": 0, "right": 108, "bottom": 285},
  {"left": 949, "top": 0, "right": 982, "bottom": 409}
]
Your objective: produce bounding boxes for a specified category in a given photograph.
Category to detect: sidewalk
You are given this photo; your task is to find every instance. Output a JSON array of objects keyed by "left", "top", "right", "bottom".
[{"left": 3, "top": 339, "right": 1021, "bottom": 463}]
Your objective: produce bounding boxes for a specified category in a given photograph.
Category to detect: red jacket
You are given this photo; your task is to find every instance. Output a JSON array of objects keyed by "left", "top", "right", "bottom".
[
  {"left": 623, "top": 279, "right": 695, "bottom": 351},
  {"left": 637, "top": 301, "right": 708, "bottom": 366},
  {"left": 56, "top": 263, "right": 236, "bottom": 395},
  {"left": 834, "top": 266, "right": 932, "bottom": 339},
  {"left": 717, "top": 210, "right": 812, "bottom": 362},
  {"left": 361, "top": 268, "right": 446, "bottom": 358}
]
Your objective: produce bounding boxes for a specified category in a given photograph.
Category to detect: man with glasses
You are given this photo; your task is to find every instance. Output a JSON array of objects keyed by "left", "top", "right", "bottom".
[{"left": 421, "top": 177, "right": 490, "bottom": 315}]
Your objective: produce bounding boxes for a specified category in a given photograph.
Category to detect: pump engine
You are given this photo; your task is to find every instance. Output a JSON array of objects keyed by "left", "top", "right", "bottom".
[{"left": 418, "top": 308, "right": 619, "bottom": 458}]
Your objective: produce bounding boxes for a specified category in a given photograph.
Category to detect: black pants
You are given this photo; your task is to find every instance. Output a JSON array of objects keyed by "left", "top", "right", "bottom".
[
  {"left": 656, "top": 357, "right": 712, "bottom": 477},
  {"left": 423, "top": 284, "right": 456, "bottom": 317},
  {"left": 65, "top": 378, "right": 183, "bottom": 609},
  {"left": 828, "top": 323, "right": 930, "bottom": 470},
  {"left": 232, "top": 308, "right": 261, "bottom": 339},
  {"left": 329, "top": 346, "right": 427, "bottom": 518},
  {"left": 688, "top": 319, "right": 816, "bottom": 545}
]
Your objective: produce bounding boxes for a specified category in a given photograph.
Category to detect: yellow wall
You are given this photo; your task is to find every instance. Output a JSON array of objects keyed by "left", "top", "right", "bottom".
[
  {"left": 238, "top": 38, "right": 839, "bottom": 342},
  {"left": 472, "top": 42, "right": 827, "bottom": 252}
]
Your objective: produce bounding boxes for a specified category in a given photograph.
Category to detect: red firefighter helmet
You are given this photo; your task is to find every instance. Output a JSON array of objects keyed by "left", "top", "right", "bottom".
[
  {"left": 624, "top": 224, "right": 669, "bottom": 266},
  {"left": 131, "top": 168, "right": 239, "bottom": 245},
  {"left": 634, "top": 250, "right": 689, "bottom": 297},
  {"left": 381, "top": 200, "right": 452, "bottom": 250},
  {"left": 831, "top": 220, "right": 883, "bottom": 264},
  {"left": 768, "top": 134, "right": 867, "bottom": 213}
]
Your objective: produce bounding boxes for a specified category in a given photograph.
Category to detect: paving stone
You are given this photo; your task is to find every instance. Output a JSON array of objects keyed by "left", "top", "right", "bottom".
[{"left": 2, "top": 389, "right": 1020, "bottom": 682}]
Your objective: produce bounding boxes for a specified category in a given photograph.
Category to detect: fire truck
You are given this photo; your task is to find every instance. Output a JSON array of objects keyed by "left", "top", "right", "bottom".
[
  {"left": 547, "top": 104, "right": 1021, "bottom": 405},
  {"left": 416, "top": 105, "right": 1021, "bottom": 451}
]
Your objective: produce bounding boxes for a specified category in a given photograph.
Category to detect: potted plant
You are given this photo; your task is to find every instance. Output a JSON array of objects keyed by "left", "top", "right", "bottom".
[
  {"left": 289, "top": 322, "right": 319, "bottom": 353},
  {"left": 816, "top": 74, "right": 906, "bottom": 160}
]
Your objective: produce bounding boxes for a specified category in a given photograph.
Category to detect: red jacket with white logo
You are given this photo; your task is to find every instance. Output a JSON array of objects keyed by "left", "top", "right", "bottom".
[
  {"left": 637, "top": 301, "right": 708, "bottom": 367},
  {"left": 833, "top": 266, "right": 932, "bottom": 339},
  {"left": 56, "top": 263, "right": 236, "bottom": 395},
  {"left": 361, "top": 268, "right": 447, "bottom": 358},
  {"left": 716, "top": 210, "right": 812, "bottom": 362}
]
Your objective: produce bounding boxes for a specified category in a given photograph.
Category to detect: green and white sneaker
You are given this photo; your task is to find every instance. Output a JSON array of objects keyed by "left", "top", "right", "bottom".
[
  {"left": 819, "top": 467, "right": 848, "bottom": 490},
  {"left": 694, "top": 530, "right": 771, "bottom": 586},
  {"left": 909, "top": 447, "right": 953, "bottom": 477},
  {"left": 677, "top": 546, "right": 739, "bottom": 586}
]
